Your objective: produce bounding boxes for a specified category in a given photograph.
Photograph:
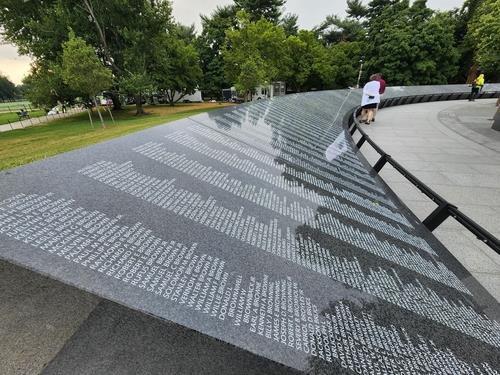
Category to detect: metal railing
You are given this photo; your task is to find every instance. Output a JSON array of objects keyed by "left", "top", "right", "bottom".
[{"left": 346, "top": 92, "right": 500, "bottom": 255}]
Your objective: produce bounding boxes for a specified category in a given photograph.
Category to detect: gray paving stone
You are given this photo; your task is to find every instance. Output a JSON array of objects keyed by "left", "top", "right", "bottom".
[
  {"left": 42, "top": 301, "right": 302, "bottom": 375},
  {"left": 433, "top": 229, "right": 500, "bottom": 274},
  {"left": 0, "top": 260, "right": 100, "bottom": 375},
  {"left": 441, "top": 172, "right": 500, "bottom": 188},
  {"left": 364, "top": 99, "right": 500, "bottom": 299},
  {"left": 471, "top": 273, "right": 500, "bottom": 302}
]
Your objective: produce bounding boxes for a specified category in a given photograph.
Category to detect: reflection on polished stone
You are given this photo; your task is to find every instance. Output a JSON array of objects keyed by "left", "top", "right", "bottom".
[{"left": 1, "top": 84, "right": 500, "bottom": 374}]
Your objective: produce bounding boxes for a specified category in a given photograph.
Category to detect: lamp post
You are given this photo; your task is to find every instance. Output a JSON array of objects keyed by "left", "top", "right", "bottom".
[{"left": 356, "top": 59, "right": 364, "bottom": 89}]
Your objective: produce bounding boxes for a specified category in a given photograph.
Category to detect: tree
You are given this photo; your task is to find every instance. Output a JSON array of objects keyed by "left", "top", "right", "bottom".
[
  {"left": 366, "top": 0, "right": 400, "bottom": 20},
  {"left": 62, "top": 33, "right": 113, "bottom": 127},
  {"left": 364, "top": 0, "right": 458, "bottom": 85},
  {"left": 450, "top": 0, "right": 484, "bottom": 82},
  {"left": 327, "top": 41, "right": 364, "bottom": 88},
  {"left": 467, "top": 0, "right": 500, "bottom": 80},
  {"left": 23, "top": 63, "right": 78, "bottom": 111},
  {"left": 346, "top": 0, "right": 368, "bottom": 19},
  {"left": 0, "top": 0, "right": 175, "bottom": 110},
  {"left": 235, "top": 58, "right": 267, "bottom": 98},
  {"left": 197, "top": 5, "right": 238, "bottom": 99},
  {"left": 116, "top": 1, "right": 174, "bottom": 114},
  {"left": 283, "top": 31, "right": 333, "bottom": 92},
  {"left": 234, "top": 0, "right": 285, "bottom": 23},
  {"left": 175, "top": 23, "right": 197, "bottom": 44},
  {"left": 155, "top": 38, "right": 203, "bottom": 106},
  {"left": 119, "top": 71, "right": 154, "bottom": 115},
  {"left": 223, "top": 11, "right": 288, "bottom": 100},
  {"left": 280, "top": 13, "right": 299, "bottom": 36},
  {"left": 0, "top": 74, "right": 17, "bottom": 100},
  {"left": 283, "top": 34, "right": 312, "bottom": 91},
  {"left": 314, "top": 15, "right": 365, "bottom": 45}
]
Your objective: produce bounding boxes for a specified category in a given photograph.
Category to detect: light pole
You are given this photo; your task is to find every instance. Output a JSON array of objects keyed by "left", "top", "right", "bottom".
[{"left": 356, "top": 59, "right": 364, "bottom": 89}]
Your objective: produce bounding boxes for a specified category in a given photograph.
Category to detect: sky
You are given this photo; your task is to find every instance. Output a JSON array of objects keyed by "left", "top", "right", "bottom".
[{"left": 0, "top": 0, "right": 464, "bottom": 85}]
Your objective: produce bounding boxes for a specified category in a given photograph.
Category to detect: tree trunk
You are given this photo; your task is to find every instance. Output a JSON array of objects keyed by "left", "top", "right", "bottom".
[
  {"left": 87, "top": 108, "right": 94, "bottom": 128},
  {"left": 172, "top": 91, "right": 187, "bottom": 106},
  {"left": 93, "top": 99, "right": 106, "bottom": 128},
  {"left": 466, "top": 63, "right": 479, "bottom": 84},
  {"left": 135, "top": 94, "right": 145, "bottom": 115},
  {"left": 107, "top": 106, "right": 116, "bottom": 125},
  {"left": 167, "top": 91, "right": 175, "bottom": 107},
  {"left": 109, "top": 91, "right": 123, "bottom": 111},
  {"left": 82, "top": 0, "right": 122, "bottom": 75}
]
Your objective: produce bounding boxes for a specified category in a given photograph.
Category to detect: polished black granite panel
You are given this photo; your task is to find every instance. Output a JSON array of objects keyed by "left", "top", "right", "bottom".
[{"left": 1, "top": 86, "right": 500, "bottom": 374}]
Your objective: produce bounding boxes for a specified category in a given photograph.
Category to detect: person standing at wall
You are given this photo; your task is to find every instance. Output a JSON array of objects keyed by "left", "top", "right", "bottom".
[
  {"left": 360, "top": 74, "right": 381, "bottom": 125},
  {"left": 469, "top": 70, "right": 485, "bottom": 102},
  {"left": 372, "top": 73, "right": 386, "bottom": 122}
]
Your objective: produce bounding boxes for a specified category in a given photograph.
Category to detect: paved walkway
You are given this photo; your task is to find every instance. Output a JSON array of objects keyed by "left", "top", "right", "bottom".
[
  {"left": 355, "top": 99, "right": 500, "bottom": 301},
  {"left": 0, "top": 108, "right": 84, "bottom": 132}
]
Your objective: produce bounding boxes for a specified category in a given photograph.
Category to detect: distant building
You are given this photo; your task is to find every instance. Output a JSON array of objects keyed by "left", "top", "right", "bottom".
[{"left": 223, "top": 81, "right": 286, "bottom": 102}]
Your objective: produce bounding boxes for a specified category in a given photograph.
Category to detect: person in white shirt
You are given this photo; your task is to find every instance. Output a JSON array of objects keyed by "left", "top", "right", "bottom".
[{"left": 360, "top": 74, "right": 381, "bottom": 125}]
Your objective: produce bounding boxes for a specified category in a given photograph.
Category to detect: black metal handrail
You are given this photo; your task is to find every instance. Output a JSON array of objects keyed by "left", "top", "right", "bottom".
[{"left": 347, "top": 94, "right": 500, "bottom": 255}]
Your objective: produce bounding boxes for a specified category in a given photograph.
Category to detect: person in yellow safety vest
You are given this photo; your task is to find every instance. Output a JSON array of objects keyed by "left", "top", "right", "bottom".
[{"left": 469, "top": 70, "right": 485, "bottom": 102}]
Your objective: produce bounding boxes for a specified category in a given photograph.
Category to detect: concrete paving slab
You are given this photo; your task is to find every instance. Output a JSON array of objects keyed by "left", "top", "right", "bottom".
[
  {"left": 471, "top": 273, "right": 500, "bottom": 302},
  {"left": 441, "top": 172, "right": 500, "bottom": 188},
  {"left": 468, "top": 163, "right": 500, "bottom": 175},
  {"left": 42, "top": 301, "right": 302, "bottom": 375},
  {"left": 433, "top": 229, "right": 500, "bottom": 274},
  {"left": 0, "top": 260, "right": 100, "bottom": 375},
  {"left": 361, "top": 99, "right": 500, "bottom": 301},
  {"left": 431, "top": 161, "right": 487, "bottom": 174}
]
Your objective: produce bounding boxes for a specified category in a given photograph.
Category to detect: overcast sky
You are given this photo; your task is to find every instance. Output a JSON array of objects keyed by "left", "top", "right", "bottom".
[{"left": 1, "top": 0, "right": 464, "bottom": 84}]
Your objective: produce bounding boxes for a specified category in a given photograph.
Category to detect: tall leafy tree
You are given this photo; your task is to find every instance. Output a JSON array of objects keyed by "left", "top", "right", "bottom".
[
  {"left": 366, "top": 0, "right": 400, "bottom": 20},
  {"left": 235, "top": 58, "right": 267, "bottom": 97},
  {"left": 451, "top": 0, "right": 484, "bottom": 82},
  {"left": 175, "top": 23, "right": 197, "bottom": 44},
  {"left": 327, "top": 41, "right": 364, "bottom": 88},
  {"left": 23, "top": 62, "right": 78, "bottom": 111},
  {"left": 283, "top": 31, "right": 335, "bottom": 91},
  {"left": 234, "top": 0, "right": 285, "bottom": 22},
  {"left": 0, "top": 0, "right": 174, "bottom": 110},
  {"left": 223, "top": 11, "right": 288, "bottom": 99},
  {"left": 466, "top": 0, "right": 500, "bottom": 80},
  {"left": 197, "top": 5, "right": 238, "bottom": 99},
  {"left": 314, "top": 15, "right": 365, "bottom": 45},
  {"left": 346, "top": 0, "right": 368, "bottom": 19},
  {"left": 280, "top": 13, "right": 299, "bottom": 36},
  {"left": 155, "top": 38, "right": 203, "bottom": 105},
  {"left": 364, "top": 0, "right": 458, "bottom": 85},
  {"left": 62, "top": 33, "right": 113, "bottom": 127},
  {"left": 0, "top": 74, "right": 17, "bottom": 100}
]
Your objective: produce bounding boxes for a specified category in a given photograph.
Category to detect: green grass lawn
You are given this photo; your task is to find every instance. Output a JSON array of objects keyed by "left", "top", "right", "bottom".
[
  {"left": 0, "top": 100, "right": 31, "bottom": 112},
  {"left": 0, "top": 110, "right": 46, "bottom": 125},
  {"left": 0, "top": 102, "right": 231, "bottom": 171}
]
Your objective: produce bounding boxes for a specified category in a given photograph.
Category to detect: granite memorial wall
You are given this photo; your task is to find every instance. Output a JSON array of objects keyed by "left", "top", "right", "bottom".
[{"left": 1, "top": 85, "right": 500, "bottom": 374}]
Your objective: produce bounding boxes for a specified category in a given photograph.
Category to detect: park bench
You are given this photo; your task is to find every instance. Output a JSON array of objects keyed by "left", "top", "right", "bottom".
[{"left": 16, "top": 110, "right": 30, "bottom": 121}]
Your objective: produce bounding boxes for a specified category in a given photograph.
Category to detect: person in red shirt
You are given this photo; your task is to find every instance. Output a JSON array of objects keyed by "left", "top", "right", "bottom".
[{"left": 373, "top": 73, "right": 386, "bottom": 122}]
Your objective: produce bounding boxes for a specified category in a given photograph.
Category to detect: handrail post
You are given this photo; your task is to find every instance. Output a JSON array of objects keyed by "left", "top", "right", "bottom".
[
  {"left": 423, "top": 202, "right": 457, "bottom": 232},
  {"left": 356, "top": 134, "right": 367, "bottom": 149},
  {"left": 373, "top": 153, "right": 391, "bottom": 173},
  {"left": 350, "top": 124, "right": 357, "bottom": 135}
]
